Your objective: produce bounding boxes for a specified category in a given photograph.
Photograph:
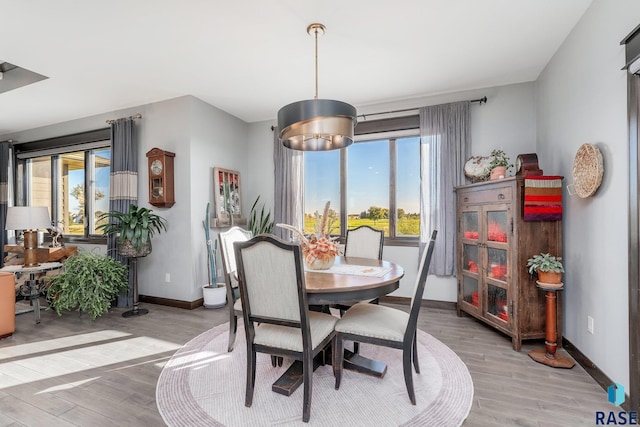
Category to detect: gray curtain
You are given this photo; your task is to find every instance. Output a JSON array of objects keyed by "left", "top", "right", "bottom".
[
  {"left": 109, "top": 119, "right": 138, "bottom": 307},
  {"left": 419, "top": 101, "right": 470, "bottom": 275},
  {"left": 273, "top": 127, "right": 304, "bottom": 240},
  {"left": 0, "top": 142, "right": 10, "bottom": 268}
]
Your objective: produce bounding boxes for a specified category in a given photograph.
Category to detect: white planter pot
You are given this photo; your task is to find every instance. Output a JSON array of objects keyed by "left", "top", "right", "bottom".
[{"left": 203, "top": 283, "right": 227, "bottom": 308}]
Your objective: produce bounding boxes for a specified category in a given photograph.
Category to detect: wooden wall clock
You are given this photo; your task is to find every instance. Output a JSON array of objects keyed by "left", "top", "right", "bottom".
[{"left": 146, "top": 148, "right": 175, "bottom": 208}]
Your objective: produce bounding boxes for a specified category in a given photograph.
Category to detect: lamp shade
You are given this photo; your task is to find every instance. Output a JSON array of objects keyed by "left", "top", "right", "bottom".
[
  {"left": 278, "top": 99, "right": 357, "bottom": 151},
  {"left": 5, "top": 206, "right": 51, "bottom": 230}
]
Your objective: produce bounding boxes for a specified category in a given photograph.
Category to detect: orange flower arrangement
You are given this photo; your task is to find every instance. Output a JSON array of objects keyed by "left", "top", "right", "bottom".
[{"left": 277, "top": 201, "right": 340, "bottom": 269}]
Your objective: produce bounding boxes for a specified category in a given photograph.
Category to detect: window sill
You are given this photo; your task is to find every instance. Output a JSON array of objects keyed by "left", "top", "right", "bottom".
[{"left": 62, "top": 236, "right": 107, "bottom": 245}]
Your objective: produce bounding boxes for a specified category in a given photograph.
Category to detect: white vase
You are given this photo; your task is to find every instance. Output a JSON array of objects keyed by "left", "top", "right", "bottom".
[{"left": 203, "top": 283, "right": 227, "bottom": 308}]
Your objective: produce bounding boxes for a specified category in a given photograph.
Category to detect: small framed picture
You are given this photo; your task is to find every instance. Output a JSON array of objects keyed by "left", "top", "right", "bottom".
[{"left": 213, "top": 167, "right": 242, "bottom": 224}]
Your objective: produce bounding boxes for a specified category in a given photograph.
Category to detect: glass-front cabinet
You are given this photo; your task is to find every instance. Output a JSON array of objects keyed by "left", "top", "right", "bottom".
[
  {"left": 459, "top": 203, "right": 511, "bottom": 328},
  {"left": 455, "top": 177, "right": 563, "bottom": 351}
]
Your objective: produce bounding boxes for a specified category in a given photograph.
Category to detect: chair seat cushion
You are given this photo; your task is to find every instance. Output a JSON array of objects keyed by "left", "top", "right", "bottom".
[
  {"left": 254, "top": 312, "right": 337, "bottom": 352},
  {"left": 335, "top": 303, "right": 408, "bottom": 342}
]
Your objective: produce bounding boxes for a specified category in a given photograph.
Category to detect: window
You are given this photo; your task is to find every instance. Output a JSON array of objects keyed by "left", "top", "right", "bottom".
[
  {"left": 15, "top": 129, "right": 111, "bottom": 241},
  {"left": 304, "top": 132, "right": 421, "bottom": 243}
]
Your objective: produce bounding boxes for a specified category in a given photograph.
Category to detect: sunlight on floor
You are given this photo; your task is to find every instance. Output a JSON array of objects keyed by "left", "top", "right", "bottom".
[
  {"left": 164, "top": 350, "right": 231, "bottom": 372},
  {"left": 0, "top": 330, "right": 131, "bottom": 360},
  {"left": 37, "top": 377, "right": 100, "bottom": 394},
  {"left": 0, "top": 331, "right": 182, "bottom": 390}
]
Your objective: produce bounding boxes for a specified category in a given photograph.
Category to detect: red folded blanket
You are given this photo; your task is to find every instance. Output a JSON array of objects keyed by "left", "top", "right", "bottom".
[{"left": 524, "top": 176, "right": 562, "bottom": 221}]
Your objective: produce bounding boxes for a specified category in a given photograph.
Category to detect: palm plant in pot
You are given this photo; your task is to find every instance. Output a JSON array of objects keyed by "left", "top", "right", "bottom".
[
  {"left": 97, "top": 204, "right": 167, "bottom": 257},
  {"left": 526, "top": 252, "right": 564, "bottom": 284},
  {"left": 247, "top": 195, "right": 274, "bottom": 235}
]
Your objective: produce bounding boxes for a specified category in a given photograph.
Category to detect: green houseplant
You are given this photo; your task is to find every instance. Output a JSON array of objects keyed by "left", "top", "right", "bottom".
[
  {"left": 526, "top": 252, "right": 564, "bottom": 284},
  {"left": 248, "top": 196, "right": 274, "bottom": 235},
  {"left": 485, "top": 149, "right": 513, "bottom": 180},
  {"left": 97, "top": 204, "right": 167, "bottom": 257},
  {"left": 46, "top": 250, "right": 129, "bottom": 320}
]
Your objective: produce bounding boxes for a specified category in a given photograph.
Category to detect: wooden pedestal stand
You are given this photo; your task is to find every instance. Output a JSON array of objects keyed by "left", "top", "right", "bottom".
[
  {"left": 528, "top": 282, "right": 575, "bottom": 368},
  {"left": 122, "top": 257, "right": 148, "bottom": 318}
]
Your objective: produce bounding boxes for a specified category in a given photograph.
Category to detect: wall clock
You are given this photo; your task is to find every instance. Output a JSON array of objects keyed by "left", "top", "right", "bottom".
[{"left": 146, "top": 148, "right": 175, "bottom": 208}]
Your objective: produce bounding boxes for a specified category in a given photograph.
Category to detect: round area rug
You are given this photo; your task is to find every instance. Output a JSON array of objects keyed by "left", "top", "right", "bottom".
[{"left": 157, "top": 322, "right": 473, "bottom": 426}]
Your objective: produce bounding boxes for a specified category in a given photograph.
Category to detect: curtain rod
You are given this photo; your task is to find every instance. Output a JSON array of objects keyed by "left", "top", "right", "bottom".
[
  {"left": 106, "top": 113, "right": 142, "bottom": 124},
  {"left": 270, "top": 96, "right": 487, "bottom": 130},
  {"left": 357, "top": 96, "right": 487, "bottom": 120}
]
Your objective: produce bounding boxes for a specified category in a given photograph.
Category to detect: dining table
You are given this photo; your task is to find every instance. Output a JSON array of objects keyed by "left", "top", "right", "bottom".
[{"left": 272, "top": 255, "right": 405, "bottom": 396}]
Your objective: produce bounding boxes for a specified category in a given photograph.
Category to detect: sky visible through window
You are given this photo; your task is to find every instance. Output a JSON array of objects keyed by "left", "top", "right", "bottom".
[
  {"left": 68, "top": 150, "right": 111, "bottom": 216},
  {"left": 305, "top": 136, "right": 420, "bottom": 215}
]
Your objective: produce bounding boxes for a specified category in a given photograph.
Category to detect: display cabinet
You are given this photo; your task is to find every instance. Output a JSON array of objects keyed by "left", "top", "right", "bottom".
[{"left": 455, "top": 176, "right": 562, "bottom": 351}]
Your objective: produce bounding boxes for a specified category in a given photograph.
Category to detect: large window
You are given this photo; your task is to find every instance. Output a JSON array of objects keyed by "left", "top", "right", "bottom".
[
  {"left": 15, "top": 129, "right": 111, "bottom": 241},
  {"left": 304, "top": 134, "right": 421, "bottom": 243}
]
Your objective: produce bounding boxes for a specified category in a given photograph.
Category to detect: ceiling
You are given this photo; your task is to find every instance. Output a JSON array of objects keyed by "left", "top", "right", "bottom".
[{"left": 0, "top": 0, "right": 593, "bottom": 136}]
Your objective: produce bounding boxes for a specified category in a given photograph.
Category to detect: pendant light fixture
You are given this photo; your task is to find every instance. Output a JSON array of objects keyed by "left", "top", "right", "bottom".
[{"left": 278, "top": 23, "right": 357, "bottom": 151}]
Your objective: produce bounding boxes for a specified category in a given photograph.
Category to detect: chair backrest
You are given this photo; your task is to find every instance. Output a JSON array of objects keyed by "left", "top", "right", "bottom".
[
  {"left": 234, "top": 235, "right": 309, "bottom": 328},
  {"left": 344, "top": 225, "right": 384, "bottom": 260},
  {"left": 404, "top": 230, "right": 437, "bottom": 343},
  {"left": 219, "top": 227, "right": 252, "bottom": 288}
]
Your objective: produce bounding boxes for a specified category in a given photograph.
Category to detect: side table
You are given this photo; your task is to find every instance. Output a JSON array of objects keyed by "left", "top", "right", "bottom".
[
  {"left": 1, "top": 262, "right": 63, "bottom": 324},
  {"left": 528, "top": 281, "right": 575, "bottom": 368}
]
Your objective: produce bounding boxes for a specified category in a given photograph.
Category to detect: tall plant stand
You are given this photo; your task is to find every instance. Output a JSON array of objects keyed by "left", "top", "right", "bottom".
[
  {"left": 122, "top": 256, "right": 148, "bottom": 317},
  {"left": 528, "top": 282, "right": 574, "bottom": 368}
]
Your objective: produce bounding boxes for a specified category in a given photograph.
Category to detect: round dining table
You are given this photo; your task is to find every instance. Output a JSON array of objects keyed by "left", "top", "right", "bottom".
[
  {"left": 304, "top": 255, "right": 405, "bottom": 305},
  {"left": 272, "top": 255, "right": 405, "bottom": 396}
]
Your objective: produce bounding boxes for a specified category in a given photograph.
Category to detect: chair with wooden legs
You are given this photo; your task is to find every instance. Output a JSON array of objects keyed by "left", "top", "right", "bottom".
[
  {"left": 234, "top": 235, "right": 337, "bottom": 423},
  {"left": 336, "top": 225, "right": 384, "bottom": 353},
  {"left": 334, "top": 230, "right": 437, "bottom": 405},
  {"left": 218, "top": 226, "right": 252, "bottom": 352}
]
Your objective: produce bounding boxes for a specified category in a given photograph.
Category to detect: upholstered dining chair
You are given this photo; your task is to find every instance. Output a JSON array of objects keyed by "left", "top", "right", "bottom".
[
  {"left": 338, "top": 225, "right": 385, "bottom": 352},
  {"left": 218, "top": 226, "right": 252, "bottom": 352},
  {"left": 344, "top": 225, "right": 384, "bottom": 260},
  {"left": 333, "top": 230, "right": 437, "bottom": 405},
  {"left": 234, "top": 235, "right": 338, "bottom": 423}
]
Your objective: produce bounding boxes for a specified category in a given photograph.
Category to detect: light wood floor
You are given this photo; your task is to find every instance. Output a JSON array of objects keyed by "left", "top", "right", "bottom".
[{"left": 0, "top": 301, "right": 608, "bottom": 426}]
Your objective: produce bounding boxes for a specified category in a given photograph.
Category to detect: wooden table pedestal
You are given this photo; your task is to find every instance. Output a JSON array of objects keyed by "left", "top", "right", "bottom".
[{"left": 528, "top": 282, "right": 575, "bottom": 369}]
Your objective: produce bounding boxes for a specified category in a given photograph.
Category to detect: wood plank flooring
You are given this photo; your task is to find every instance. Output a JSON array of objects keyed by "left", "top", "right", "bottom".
[{"left": 0, "top": 301, "right": 609, "bottom": 426}]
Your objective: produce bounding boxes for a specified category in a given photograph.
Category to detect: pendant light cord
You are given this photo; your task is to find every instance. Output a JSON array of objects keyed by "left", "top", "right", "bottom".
[{"left": 314, "top": 26, "right": 319, "bottom": 100}]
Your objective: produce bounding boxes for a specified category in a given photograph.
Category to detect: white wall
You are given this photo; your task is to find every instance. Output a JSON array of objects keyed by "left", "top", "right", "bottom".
[
  {"left": 246, "top": 82, "right": 538, "bottom": 300},
  {"left": 536, "top": 0, "right": 640, "bottom": 390},
  {"left": 188, "top": 97, "right": 249, "bottom": 299}
]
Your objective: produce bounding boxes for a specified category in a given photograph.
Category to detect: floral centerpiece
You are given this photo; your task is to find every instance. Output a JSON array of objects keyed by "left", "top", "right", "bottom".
[{"left": 277, "top": 201, "right": 341, "bottom": 270}]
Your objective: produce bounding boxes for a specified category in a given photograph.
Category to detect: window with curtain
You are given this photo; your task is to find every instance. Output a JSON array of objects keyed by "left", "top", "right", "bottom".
[
  {"left": 14, "top": 129, "right": 111, "bottom": 241},
  {"left": 304, "top": 129, "right": 421, "bottom": 243}
]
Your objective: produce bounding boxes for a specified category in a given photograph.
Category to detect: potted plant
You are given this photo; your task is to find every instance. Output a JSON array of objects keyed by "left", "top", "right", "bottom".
[
  {"left": 248, "top": 195, "right": 274, "bottom": 235},
  {"left": 46, "top": 250, "right": 129, "bottom": 320},
  {"left": 203, "top": 202, "right": 226, "bottom": 308},
  {"left": 97, "top": 204, "right": 167, "bottom": 257},
  {"left": 277, "top": 201, "right": 340, "bottom": 270},
  {"left": 526, "top": 252, "right": 564, "bottom": 284},
  {"left": 485, "top": 149, "right": 513, "bottom": 180}
]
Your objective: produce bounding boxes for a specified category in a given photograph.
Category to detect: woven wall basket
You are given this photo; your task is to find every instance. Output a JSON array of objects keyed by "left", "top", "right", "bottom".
[{"left": 571, "top": 143, "right": 604, "bottom": 198}]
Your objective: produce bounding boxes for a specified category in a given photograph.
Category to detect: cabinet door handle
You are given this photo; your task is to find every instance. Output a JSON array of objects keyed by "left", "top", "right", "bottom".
[
  {"left": 463, "top": 197, "right": 469, "bottom": 202},
  {"left": 498, "top": 193, "right": 505, "bottom": 200}
]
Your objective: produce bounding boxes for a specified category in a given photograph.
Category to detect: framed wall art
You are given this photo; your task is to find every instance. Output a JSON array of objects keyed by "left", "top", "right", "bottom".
[{"left": 213, "top": 167, "right": 242, "bottom": 225}]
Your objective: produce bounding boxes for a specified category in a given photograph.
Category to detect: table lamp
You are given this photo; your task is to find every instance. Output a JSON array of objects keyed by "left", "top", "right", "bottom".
[{"left": 5, "top": 206, "right": 51, "bottom": 268}]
